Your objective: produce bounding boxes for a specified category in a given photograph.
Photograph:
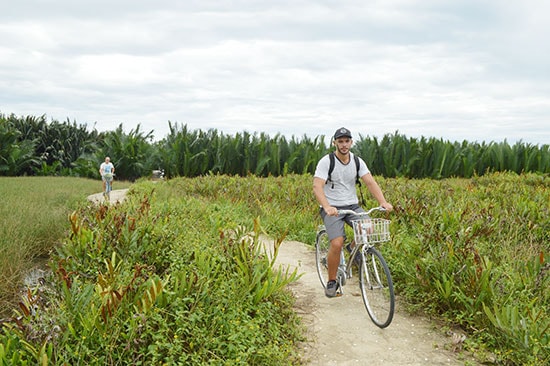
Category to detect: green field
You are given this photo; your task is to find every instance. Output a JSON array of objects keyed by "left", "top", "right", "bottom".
[
  {"left": 0, "top": 174, "right": 548, "bottom": 365},
  {"left": 0, "top": 177, "right": 132, "bottom": 314}
]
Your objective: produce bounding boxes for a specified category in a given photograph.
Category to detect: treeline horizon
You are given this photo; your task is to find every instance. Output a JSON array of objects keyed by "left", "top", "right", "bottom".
[{"left": 1, "top": 112, "right": 549, "bottom": 180}]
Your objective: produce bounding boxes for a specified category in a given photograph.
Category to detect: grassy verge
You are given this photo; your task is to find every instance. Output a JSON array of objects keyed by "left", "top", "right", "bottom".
[
  {"left": 0, "top": 178, "right": 305, "bottom": 364},
  {"left": 382, "top": 173, "right": 549, "bottom": 364},
  {"left": 0, "top": 177, "right": 132, "bottom": 316}
]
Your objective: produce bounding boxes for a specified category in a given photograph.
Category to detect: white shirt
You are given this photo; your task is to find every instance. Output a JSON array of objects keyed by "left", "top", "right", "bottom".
[
  {"left": 100, "top": 162, "right": 114, "bottom": 175},
  {"left": 314, "top": 152, "right": 370, "bottom": 206}
]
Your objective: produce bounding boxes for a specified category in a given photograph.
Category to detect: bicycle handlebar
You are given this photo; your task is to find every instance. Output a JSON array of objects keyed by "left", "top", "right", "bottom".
[{"left": 337, "top": 207, "right": 387, "bottom": 216}]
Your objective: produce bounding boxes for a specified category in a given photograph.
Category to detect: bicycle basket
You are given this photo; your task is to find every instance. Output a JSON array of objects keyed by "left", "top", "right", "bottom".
[
  {"left": 352, "top": 218, "right": 391, "bottom": 245},
  {"left": 103, "top": 173, "right": 113, "bottom": 181}
]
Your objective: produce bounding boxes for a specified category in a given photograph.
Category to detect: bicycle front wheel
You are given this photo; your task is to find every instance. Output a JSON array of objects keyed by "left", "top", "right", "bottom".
[
  {"left": 315, "top": 229, "right": 330, "bottom": 288},
  {"left": 359, "top": 246, "right": 395, "bottom": 328}
]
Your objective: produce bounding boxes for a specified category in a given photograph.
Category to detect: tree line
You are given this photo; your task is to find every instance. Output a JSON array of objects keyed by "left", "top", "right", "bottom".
[{"left": 1, "top": 113, "right": 549, "bottom": 180}]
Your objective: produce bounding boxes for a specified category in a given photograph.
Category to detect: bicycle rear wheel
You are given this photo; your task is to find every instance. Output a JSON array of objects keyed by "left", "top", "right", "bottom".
[
  {"left": 359, "top": 246, "right": 395, "bottom": 328},
  {"left": 315, "top": 229, "right": 330, "bottom": 288}
]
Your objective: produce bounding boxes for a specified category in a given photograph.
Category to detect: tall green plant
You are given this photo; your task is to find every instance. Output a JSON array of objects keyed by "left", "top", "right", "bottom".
[
  {"left": 3, "top": 112, "right": 550, "bottom": 179},
  {"left": 99, "top": 124, "right": 154, "bottom": 181},
  {"left": 385, "top": 173, "right": 549, "bottom": 364},
  {"left": 4, "top": 113, "right": 100, "bottom": 176},
  {"left": 354, "top": 132, "right": 550, "bottom": 178},
  {"left": 0, "top": 119, "right": 39, "bottom": 175}
]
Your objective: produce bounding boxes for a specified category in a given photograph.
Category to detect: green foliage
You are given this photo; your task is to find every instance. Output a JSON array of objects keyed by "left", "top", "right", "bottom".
[
  {"left": 1, "top": 181, "right": 304, "bottom": 365},
  {"left": 383, "top": 172, "right": 549, "bottom": 364},
  {"left": 355, "top": 132, "right": 550, "bottom": 178},
  {"left": 98, "top": 124, "right": 155, "bottom": 181},
  {"left": 153, "top": 173, "right": 318, "bottom": 242},
  {"left": 155, "top": 122, "right": 329, "bottom": 178},
  {"left": 0, "top": 177, "right": 132, "bottom": 317},
  {"left": 0, "top": 117, "right": 39, "bottom": 175},
  {"left": 2, "top": 113, "right": 550, "bottom": 181},
  {"left": 1, "top": 113, "right": 100, "bottom": 177}
]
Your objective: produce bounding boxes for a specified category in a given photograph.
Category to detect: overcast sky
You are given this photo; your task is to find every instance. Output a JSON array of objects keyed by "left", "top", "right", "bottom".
[{"left": 1, "top": 0, "right": 549, "bottom": 145}]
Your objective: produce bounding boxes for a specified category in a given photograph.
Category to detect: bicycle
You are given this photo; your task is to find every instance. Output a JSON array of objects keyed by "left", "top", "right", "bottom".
[
  {"left": 103, "top": 173, "right": 114, "bottom": 201},
  {"left": 315, "top": 207, "right": 395, "bottom": 328}
]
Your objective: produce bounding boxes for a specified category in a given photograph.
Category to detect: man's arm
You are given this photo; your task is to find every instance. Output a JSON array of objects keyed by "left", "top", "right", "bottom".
[
  {"left": 361, "top": 173, "right": 393, "bottom": 211},
  {"left": 313, "top": 177, "right": 338, "bottom": 216}
]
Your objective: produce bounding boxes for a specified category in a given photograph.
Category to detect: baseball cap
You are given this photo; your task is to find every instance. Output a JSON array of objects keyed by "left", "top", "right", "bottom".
[{"left": 333, "top": 127, "right": 352, "bottom": 140}]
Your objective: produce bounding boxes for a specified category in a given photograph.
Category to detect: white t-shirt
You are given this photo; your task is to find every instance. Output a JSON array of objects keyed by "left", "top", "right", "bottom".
[
  {"left": 100, "top": 162, "right": 114, "bottom": 175},
  {"left": 314, "top": 152, "right": 370, "bottom": 206}
]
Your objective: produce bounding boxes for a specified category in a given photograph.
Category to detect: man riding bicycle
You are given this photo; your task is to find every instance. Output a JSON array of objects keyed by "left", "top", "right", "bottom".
[
  {"left": 99, "top": 156, "right": 115, "bottom": 197},
  {"left": 313, "top": 127, "right": 393, "bottom": 298}
]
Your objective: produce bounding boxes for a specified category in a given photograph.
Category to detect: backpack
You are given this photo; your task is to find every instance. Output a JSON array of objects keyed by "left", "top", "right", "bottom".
[{"left": 326, "top": 152, "right": 361, "bottom": 188}]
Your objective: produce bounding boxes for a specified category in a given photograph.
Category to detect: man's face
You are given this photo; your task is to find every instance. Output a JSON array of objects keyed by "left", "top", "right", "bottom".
[{"left": 334, "top": 137, "right": 352, "bottom": 155}]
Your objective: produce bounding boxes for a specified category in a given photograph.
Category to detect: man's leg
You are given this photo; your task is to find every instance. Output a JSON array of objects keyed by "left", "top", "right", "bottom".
[
  {"left": 327, "top": 236, "right": 345, "bottom": 281},
  {"left": 321, "top": 208, "right": 347, "bottom": 297},
  {"left": 325, "top": 236, "right": 344, "bottom": 297}
]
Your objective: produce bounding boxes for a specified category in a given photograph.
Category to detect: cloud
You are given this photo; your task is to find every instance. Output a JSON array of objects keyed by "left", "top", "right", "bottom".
[{"left": 0, "top": 0, "right": 548, "bottom": 145}]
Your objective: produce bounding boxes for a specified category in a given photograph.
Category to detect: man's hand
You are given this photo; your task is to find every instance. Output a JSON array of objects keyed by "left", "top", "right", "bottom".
[
  {"left": 380, "top": 202, "right": 394, "bottom": 212},
  {"left": 324, "top": 206, "right": 339, "bottom": 216}
]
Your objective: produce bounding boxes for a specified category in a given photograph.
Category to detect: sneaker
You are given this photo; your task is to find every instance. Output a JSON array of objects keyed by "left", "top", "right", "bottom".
[
  {"left": 346, "top": 244, "right": 362, "bottom": 266},
  {"left": 325, "top": 280, "right": 339, "bottom": 298}
]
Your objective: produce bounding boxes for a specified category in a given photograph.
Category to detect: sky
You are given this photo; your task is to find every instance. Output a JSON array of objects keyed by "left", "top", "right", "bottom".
[{"left": 1, "top": 0, "right": 549, "bottom": 145}]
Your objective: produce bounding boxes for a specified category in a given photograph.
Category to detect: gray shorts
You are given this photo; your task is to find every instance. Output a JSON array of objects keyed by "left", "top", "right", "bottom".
[{"left": 320, "top": 204, "right": 366, "bottom": 241}]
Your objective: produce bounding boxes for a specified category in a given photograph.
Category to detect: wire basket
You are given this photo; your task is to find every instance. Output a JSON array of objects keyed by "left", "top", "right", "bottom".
[{"left": 352, "top": 218, "right": 391, "bottom": 245}]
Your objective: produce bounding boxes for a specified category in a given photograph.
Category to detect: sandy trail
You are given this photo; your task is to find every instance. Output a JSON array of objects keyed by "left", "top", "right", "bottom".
[
  {"left": 87, "top": 189, "right": 129, "bottom": 205},
  {"left": 264, "top": 237, "right": 477, "bottom": 365}
]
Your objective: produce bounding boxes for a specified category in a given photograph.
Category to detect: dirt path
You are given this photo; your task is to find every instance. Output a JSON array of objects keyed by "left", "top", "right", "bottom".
[
  {"left": 87, "top": 190, "right": 476, "bottom": 365},
  {"left": 264, "top": 238, "right": 477, "bottom": 365},
  {"left": 87, "top": 189, "right": 129, "bottom": 205}
]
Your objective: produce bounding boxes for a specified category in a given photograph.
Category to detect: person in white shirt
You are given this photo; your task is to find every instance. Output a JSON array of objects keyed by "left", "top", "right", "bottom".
[
  {"left": 99, "top": 156, "right": 115, "bottom": 196},
  {"left": 313, "top": 127, "right": 393, "bottom": 298}
]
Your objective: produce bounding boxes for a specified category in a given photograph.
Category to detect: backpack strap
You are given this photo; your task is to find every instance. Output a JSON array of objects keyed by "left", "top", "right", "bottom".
[
  {"left": 355, "top": 154, "right": 366, "bottom": 206},
  {"left": 354, "top": 155, "right": 360, "bottom": 185},
  {"left": 326, "top": 152, "right": 336, "bottom": 187}
]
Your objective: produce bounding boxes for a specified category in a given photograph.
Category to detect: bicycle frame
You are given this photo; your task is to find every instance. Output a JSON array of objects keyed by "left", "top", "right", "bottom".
[
  {"left": 315, "top": 206, "right": 395, "bottom": 328},
  {"left": 335, "top": 207, "right": 386, "bottom": 284}
]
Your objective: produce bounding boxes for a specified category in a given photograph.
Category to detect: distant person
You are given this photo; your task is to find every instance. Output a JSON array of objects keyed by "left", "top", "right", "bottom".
[
  {"left": 99, "top": 157, "right": 115, "bottom": 196},
  {"left": 313, "top": 127, "right": 393, "bottom": 298}
]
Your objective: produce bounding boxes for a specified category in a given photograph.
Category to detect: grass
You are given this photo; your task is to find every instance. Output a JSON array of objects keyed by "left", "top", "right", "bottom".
[{"left": 0, "top": 176, "right": 132, "bottom": 316}]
